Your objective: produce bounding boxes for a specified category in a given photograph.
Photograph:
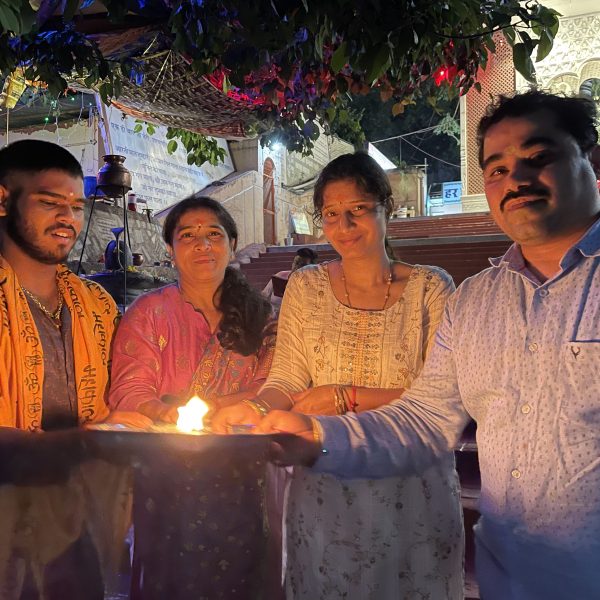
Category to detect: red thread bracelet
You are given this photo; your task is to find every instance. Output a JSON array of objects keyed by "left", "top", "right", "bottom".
[{"left": 348, "top": 386, "right": 358, "bottom": 412}]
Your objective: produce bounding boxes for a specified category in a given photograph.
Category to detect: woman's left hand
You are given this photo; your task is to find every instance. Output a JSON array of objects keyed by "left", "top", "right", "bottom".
[{"left": 291, "top": 385, "right": 339, "bottom": 416}]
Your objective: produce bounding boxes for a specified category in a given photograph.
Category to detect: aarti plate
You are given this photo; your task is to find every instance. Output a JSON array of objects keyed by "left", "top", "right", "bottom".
[{"left": 84, "top": 422, "right": 286, "bottom": 455}]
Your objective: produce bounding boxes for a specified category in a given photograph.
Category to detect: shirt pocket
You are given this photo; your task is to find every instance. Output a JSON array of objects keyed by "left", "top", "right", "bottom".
[
  {"left": 560, "top": 341, "right": 600, "bottom": 431},
  {"left": 570, "top": 283, "right": 600, "bottom": 342},
  {"left": 558, "top": 342, "right": 600, "bottom": 484}
]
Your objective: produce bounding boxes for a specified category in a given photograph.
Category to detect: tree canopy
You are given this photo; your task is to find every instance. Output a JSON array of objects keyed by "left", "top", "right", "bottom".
[{"left": 0, "top": 0, "right": 560, "bottom": 159}]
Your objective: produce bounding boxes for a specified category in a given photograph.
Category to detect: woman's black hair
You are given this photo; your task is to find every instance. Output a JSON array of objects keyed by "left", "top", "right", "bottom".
[
  {"left": 163, "top": 195, "right": 272, "bottom": 356},
  {"left": 296, "top": 247, "right": 318, "bottom": 261},
  {"left": 290, "top": 247, "right": 318, "bottom": 272},
  {"left": 312, "top": 152, "right": 396, "bottom": 259}
]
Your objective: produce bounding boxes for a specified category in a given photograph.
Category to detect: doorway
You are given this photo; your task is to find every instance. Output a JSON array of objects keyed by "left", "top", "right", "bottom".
[{"left": 263, "top": 158, "right": 276, "bottom": 245}]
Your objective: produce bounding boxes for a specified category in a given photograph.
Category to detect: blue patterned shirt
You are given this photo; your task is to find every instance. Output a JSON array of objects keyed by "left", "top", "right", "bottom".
[{"left": 314, "top": 218, "right": 600, "bottom": 599}]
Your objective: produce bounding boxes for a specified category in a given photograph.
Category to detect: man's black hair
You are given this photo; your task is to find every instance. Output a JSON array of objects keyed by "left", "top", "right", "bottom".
[
  {"left": 477, "top": 90, "right": 599, "bottom": 167},
  {"left": 0, "top": 140, "right": 84, "bottom": 183}
]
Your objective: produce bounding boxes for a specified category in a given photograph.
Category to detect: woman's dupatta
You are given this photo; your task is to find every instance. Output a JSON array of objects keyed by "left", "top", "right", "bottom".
[{"left": 187, "top": 320, "right": 277, "bottom": 404}]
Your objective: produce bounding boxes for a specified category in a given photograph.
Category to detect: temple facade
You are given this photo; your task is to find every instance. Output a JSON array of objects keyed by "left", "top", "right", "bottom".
[{"left": 460, "top": 0, "right": 600, "bottom": 212}]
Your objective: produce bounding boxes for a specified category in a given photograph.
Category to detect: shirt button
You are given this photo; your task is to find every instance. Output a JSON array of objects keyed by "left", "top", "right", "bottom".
[
  {"left": 538, "top": 288, "right": 549, "bottom": 297},
  {"left": 511, "top": 469, "right": 521, "bottom": 479},
  {"left": 528, "top": 342, "right": 539, "bottom": 352},
  {"left": 521, "top": 404, "right": 531, "bottom": 414}
]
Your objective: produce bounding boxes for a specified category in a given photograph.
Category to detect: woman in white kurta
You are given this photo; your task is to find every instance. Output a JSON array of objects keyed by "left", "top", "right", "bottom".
[
  {"left": 271, "top": 264, "right": 463, "bottom": 599},
  {"left": 213, "top": 153, "right": 464, "bottom": 599}
]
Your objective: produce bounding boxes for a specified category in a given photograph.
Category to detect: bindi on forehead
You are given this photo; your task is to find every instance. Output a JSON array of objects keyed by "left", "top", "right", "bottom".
[
  {"left": 177, "top": 222, "right": 224, "bottom": 232},
  {"left": 35, "top": 189, "right": 86, "bottom": 203}
]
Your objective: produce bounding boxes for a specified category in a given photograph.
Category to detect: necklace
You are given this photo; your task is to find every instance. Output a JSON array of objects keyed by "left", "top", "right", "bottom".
[
  {"left": 340, "top": 261, "right": 393, "bottom": 310},
  {"left": 22, "top": 287, "right": 64, "bottom": 328}
]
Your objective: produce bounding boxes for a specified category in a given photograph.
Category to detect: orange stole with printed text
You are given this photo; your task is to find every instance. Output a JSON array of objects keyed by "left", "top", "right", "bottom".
[{"left": 0, "top": 257, "right": 118, "bottom": 430}]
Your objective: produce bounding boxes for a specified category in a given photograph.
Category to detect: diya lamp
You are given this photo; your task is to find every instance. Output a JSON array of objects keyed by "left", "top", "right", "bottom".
[{"left": 176, "top": 396, "right": 210, "bottom": 433}]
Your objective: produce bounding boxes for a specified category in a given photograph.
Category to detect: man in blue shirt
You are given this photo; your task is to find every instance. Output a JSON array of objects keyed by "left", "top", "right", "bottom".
[{"left": 257, "top": 90, "right": 600, "bottom": 599}]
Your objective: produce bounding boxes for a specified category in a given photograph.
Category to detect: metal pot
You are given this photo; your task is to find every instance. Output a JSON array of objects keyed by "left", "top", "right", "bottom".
[
  {"left": 132, "top": 253, "right": 145, "bottom": 266},
  {"left": 97, "top": 155, "right": 132, "bottom": 197}
]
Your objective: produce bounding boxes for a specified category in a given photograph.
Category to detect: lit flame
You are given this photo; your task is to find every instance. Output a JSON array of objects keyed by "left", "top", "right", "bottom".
[{"left": 176, "top": 396, "right": 210, "bottom": 433}]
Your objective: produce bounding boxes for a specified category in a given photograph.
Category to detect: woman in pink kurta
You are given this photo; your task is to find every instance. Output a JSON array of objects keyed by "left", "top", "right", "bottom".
[
  {"left": 109, "top": 283, "right": 275, "bottom": 412},
  {"left": 109, "top": 196, "right": 276, "bottom": 600}
]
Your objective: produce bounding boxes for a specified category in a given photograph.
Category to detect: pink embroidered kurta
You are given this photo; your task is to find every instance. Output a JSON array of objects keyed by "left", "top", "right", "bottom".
[{"left": 109, "top": 284, "right": 275, "bottom": 410}]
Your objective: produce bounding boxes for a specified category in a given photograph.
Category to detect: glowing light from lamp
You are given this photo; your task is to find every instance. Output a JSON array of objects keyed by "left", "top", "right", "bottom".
[
  {"left": 176, "top": 396, "right": 210, "bottom": 433},
  {"left": 272, "top": 143, "right": 283, "bottom": 152}
]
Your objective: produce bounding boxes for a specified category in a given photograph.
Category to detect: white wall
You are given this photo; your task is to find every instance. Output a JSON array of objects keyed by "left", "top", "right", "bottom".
[{"left": 0, "top": 119, "right": 99, "bottom": 178}]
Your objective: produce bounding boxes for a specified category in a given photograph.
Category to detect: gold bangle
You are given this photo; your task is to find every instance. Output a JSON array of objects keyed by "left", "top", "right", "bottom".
[
  {"left": 242, "top": 399, "right": 269, "bottom": 418},
  {"left": 310, "top": 418, "right": 328, "bottom": 455},
  {"left": 333, "top": 388, "right": 341, "bottom": 415},
  {"left": 339, "top": 386, "right": 350, "bottom": 413},
  {"left": 333, "top": 386, "right": 347, "bottom": 415}
]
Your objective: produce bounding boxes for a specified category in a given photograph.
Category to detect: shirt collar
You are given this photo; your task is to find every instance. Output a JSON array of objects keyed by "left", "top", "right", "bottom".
[
  {"left": 573, "top": 216, "right": 600, "bottom": 258},
  {"left": 489, "top": 216, "right": 600, "bottom": 271},
  {"left": 489, "top": 244, "right": 525, "bottom": 272}
]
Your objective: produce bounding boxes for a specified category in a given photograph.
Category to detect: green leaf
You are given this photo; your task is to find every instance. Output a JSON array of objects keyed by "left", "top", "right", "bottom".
[
  {"left": 112, "top": 76, "right": 122, "bottom": 99},
  {"left": 535, "top": 30, "right": 553, "bottom": 62},
  {"left": 167, "top": 139, "right": 178, "bottom": 154},
  {"left": 518, "top": 30, "right": 532, "bottom": 45},
  {"left": 512, "top": 43, "right": 536, "bottom": 83},
  {"left": 485, "top": 36, "right": 496, "bottom": 54},
  {"left": 17, "top": 2, "right": 37, "bottom": 34},
  {"left": 222, "top": 75, "right": 231, "bottom": 94},
  {"left": 133, "top": 124, "right": 143, "bottom": 133},
  {"left": 503, "top": 26, "right": 516, "bottom": 46},
  {"left": 84, "top": 74, "right": 96, "bottom": 88},
  {"left": 0, "top": 4, "right": 22, "bottom": 33},
  {"left": 453, "top": 1, "right": 469, "bottom": 20},
  {"left": 366, "top": 45, "right": 391, "bottom": 83},
  {"left": 391, "top": 102, "right": 404, "bottom": 116},
  {"left": 314, "top": 27, "right": 325, "bottom": 60},
  {"left": 331, "top": 41, "right": 347, "bottom": 74}
]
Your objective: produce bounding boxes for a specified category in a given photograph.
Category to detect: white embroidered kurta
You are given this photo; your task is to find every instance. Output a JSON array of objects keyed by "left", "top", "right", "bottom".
[{"left": 262, "top": 263, "right": 464, "bottom": 600}]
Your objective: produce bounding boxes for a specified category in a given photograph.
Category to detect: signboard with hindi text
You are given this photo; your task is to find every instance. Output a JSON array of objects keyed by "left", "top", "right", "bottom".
[{"left": 102, "top": 105, "right": 234, "bottom": 211}]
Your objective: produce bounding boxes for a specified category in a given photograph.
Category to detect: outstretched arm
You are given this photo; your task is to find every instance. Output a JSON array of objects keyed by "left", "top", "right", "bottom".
[{"left": 258, "top": 301, "right": 470, "bottom": 479}]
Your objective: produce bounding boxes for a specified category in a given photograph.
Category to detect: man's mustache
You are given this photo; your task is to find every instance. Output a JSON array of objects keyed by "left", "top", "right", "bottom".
[
  {"left": 501, "top": 186, "right": 549, "bottom": 211},
  {"left": 45, "top": 224, "right": 77, "bottom": 236}
]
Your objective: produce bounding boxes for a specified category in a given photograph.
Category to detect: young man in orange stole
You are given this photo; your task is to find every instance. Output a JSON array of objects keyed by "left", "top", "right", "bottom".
[{"left": 0, "top": 140, "right": 130, "bottom": 600}]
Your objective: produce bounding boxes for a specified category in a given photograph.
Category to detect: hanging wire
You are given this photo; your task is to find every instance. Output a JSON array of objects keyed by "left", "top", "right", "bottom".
[{"left": 400, "top": 136, "right": 460, "bottom": 168}]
